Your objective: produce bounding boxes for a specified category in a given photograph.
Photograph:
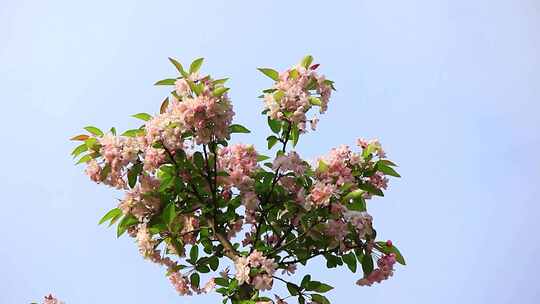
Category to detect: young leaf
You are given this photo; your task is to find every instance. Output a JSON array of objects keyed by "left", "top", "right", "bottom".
[
  {"left": 132, "top": 113, "right": 152, "bottom": 122},
  {"left": 70, "top": 134, "right": 89, "bottom": 141},
  {"left": 189, "top": 58, "right": 204, "bottom": 74},
  {"left": 84, "top": 126, "right": 103, "bottom": 137},
  {"left": 256, "top": 155, "right": 270, "bottom": 162},
  {"left": 75, "top": 154, "right": 93, "bottom": 165},
  {"left": 213, "top": 86, "right": 230, "bottom": 97},
  {"left": 71, "top": 143, "right": 88, "bottom": 158},
  {"left": 168, "top": 57, "right": 188, "bottom": 77},
  {"left": 229, "top": 124, "right": 251, "bottom": 134},
  {"left": 257, "top": 68, "right": 279, "bottom": 81},
  {"left": 300, "top": 55, "right": 314, "bottom": 69},
  {"left": 117, "top": 214, "right": 138, "bottom": 237},
  {"left": 154, "top": 78, "right": 176, "bottom": 86},
  {"left": 309, "top": 96, "right": 322, "bottom": 106},
  {"left": 121, "top": 129, "right": 144, "bottom": 137},
  {"left": 160, "top": 96, "right": 169, "bottom": 114},
  {"left": 98, "top": 208, "right": 122, "bottom": 225}
]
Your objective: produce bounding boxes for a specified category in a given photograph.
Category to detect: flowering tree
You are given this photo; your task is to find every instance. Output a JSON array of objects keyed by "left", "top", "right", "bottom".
[{"left": 70, "top": 56, "right": 405, "bottom": 304}]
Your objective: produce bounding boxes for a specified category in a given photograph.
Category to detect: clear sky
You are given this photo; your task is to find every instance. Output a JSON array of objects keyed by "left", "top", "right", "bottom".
[{"left": 1, "top": 0, "right": 539, "bottom": 303}]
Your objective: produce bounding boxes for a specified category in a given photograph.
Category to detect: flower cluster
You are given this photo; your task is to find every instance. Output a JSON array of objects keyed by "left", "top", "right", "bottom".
[
  {"left": 218, "top": 143, "right": 260, "bottom": 209},
  {"left": 262, "top": 57, "right": 333, "bottom": 132},
  {"left": 356, "top": 253, "right": 397, "bottom": 286},
  {"left": 72, "top": 56, "right": 404, "bottom": 304},
  {"left": 235, "top": 250, "right": 278, "bottom": 291}
]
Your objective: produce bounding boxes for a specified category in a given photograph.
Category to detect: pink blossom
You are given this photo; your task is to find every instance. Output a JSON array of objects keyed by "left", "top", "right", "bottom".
[
  {"left": 248, "top": 250, "right": 266, "bottom": 267},
  {"left": 344, "top": 211, "right": 373, "bottom": 239},
  {"left": 356, "top": 253, "right": 396, "bottom": 286},
  {"left": 369, "top": 171, "right": 389, "bottom": 190},
  {"left": 307, "top": 182, "right": 336, "bottom": 207},
  {"left": 169, "top": 272, "right": 192, "bottom": 295},
  {"left": 85, "top": 160, "right": 101, "bottom": 183},
  {"left": 326, "top": 219, "right": 348, "bottom": 242},
  {"left": 234, "top": 257, "right": 251, "bottom": 284},
  {"left": 316, "top": 145, "right": 354, "bottom": 186},
  {"left": 43, "top": 294, "right": 64, "bottom": 304},
  {"left": 136, "top": 224, "right": 155, "bottom": 258},
  {"left": 252, "top": 274, "right": 273, "bottom": 290},
  {"left": 218, "top": 144, "right": 259, "bottom": 199},
  {"left": 273, "top": 151, "right": 306, "bottom": 175}
]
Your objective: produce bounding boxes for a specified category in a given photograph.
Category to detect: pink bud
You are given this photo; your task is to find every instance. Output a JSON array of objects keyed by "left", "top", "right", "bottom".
[{"left": 386, "top": 240, "right": 393, "bottom": 247}]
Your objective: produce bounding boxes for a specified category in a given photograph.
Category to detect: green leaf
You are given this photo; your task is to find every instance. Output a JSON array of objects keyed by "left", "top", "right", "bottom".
[
  {"left": 190, "top": 273, "right": 200, "bottom": 289},
  {"left": 215, "top": 277, "right": 229, "bottom": 286},
  {"left": 208, "top": 256, "right": 219, "bottom": 271},
  {"left": 376, "top": 162, "right": 401, "bottom": 177},
  {"left": 190, "top": 245, "right": 199, "bottom": 261},
  {"left": 313, "top": 283, "right": 334, "bottom": 293},
  {"left": 98, "top": 208, "right": 122, "bottom": 225},
  {"left": 84, "top": 126, "right": 103, "bottom": 137},
  {"left": 75, "top": 154, "right": 93, "bottom": 165},
  {"left": 121, "top": 129, "right": 145, "bottom": 137},
  {"left": 361, "top": 252, "right": 374, "bottom": 275},
  {"left": 301, "top": 274, "right": 311, "bottom": 288},
  {"left": 154, "top": 78, "right": 176, "bottom": 85},
  {"left": 162, "top": 202, "right": 176, "bottom": 225},
  {"left": 273, "top": 90, "right": 284, "bottom": 102},
  {"left": 71, "top": 143, "right": 88, "bottom": 158},
  {"left": 117, "top": 214, "right": 138, "bottom": 237},
  {"left": 291, "top": 125, "right": 300, "bottom": 147},
  {"left": 189, "top": 57, "right": 204, "bottom": 74},
  {"left": 127, "top": 163, "right": 142, "bottom": 188},
  {"left": 376, "top": 241, "right": 406, "bottom": 265},
  {"left": 286, "top": 283, "right": 299, "bottom": 296},
  {"left": 132, "top": 113, "right": 152, "bottom": 121},
  {"left": 256, "top": 155, "right": 270, "bottom": 162},
  {"left": 309, "top": 96, "right": 322, "bottom": 106},
  {"left": 213, "top": 78, "right": 229, "bottom": 85},
  {"left": 193, "top": 151, "right": 204, "bottom": 169},
  {"left": 300, "top": 55, "right": 314, "bottom": 68},
  {"left": 267, "top": 117, "right": 281, "bottom": 133},
  {"left": 213, "top": 86, "right": 230, "bottom": 97},
  {"left": 229, "top": 124, "right": 251, "bottom": 134},
  {"left": 257, "top": 68, "right": 279, "bottom": 81},
  {"left": 311, "top": 294, "right": 330, "bottom": 304},
  {"left": 358, "top": 183, "right": 384, "bottom": 197},
  {"left": 267, "top": 135, "right": 279, "bottom": 149},
  {"left": 342, "top": 251, "right": 357, "bottom": 272},
  {"left": 168, "top": 57, "right": 188, "bottom": 77}
]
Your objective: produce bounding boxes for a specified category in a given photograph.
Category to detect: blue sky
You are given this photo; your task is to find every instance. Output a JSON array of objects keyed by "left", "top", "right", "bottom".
[{"left": 1, "top": 0, "right": 539, "bottom": 303}]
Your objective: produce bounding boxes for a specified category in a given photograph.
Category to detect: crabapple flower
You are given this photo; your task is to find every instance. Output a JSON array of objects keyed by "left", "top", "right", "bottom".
[{"left": 43, "top": 294, "right": 64, "bottom": 304}]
